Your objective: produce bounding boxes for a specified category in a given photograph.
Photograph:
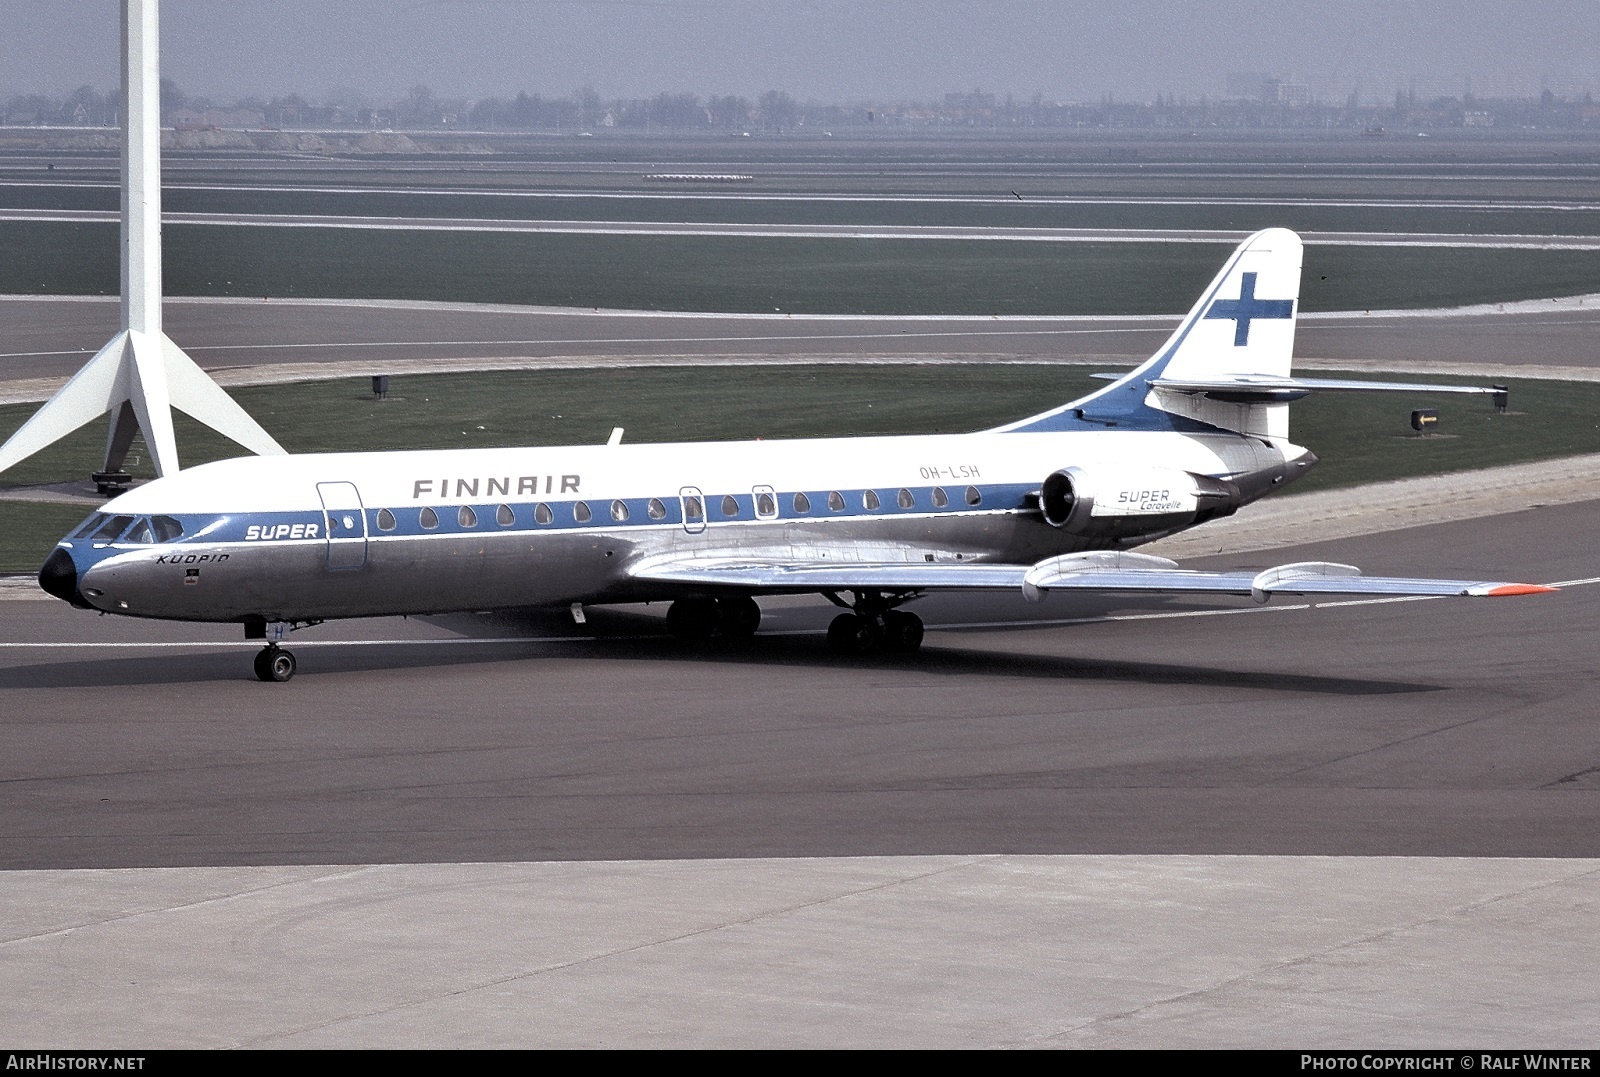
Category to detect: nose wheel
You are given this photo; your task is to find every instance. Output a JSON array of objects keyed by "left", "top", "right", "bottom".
[{"left": 253, "top": 645, "right": 297, "bottom": 683}]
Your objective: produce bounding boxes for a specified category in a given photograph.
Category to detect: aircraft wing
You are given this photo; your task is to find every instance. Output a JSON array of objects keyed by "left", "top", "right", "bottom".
[{"left": 628, "top": 550, "right": 1555, "bottom": 604}]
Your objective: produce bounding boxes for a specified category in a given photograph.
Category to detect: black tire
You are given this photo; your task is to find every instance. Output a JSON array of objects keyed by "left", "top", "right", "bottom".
[
  {"left": 882, "top": 611, "right": 925, "bottom": 653},
  {"left": 716, "top": 595, "right": 761, "bottom": 639},
  {"left": 667, "top": 597, "right": 718, "bottom": 641},
  {"left": 255, "top": 647, "right": 296, "bottom": 682},
  {"left": 827, "top": 613, "right": 881, "bottom": 656}
]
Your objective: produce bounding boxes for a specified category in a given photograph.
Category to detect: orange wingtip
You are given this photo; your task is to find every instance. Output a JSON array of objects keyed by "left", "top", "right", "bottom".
[{"left": 1484, "top": 584, "right": 1559, "bottom": 597}]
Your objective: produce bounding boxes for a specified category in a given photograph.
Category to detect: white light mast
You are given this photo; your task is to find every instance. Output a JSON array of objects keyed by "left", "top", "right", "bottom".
[{"left": 0, "top": 0, "right": 284, "bottom": 487}]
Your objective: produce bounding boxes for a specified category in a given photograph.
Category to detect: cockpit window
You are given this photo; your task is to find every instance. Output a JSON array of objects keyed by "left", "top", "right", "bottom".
[
  {"left": 151, "top": 516, "right": 184, "bottom": 542},
  {"left": 92, "top": 515, "right": 135, "bottom": 543},
  {"left": 71, "top": 514, "right": 106, "bottom": 540},
  {"left": 123, "top": 518, "right": 156, "bottom": 544}
]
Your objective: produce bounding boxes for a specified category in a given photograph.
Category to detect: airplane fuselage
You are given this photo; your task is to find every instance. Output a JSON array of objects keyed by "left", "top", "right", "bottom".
[{"left": 45, "top": 427, "right": 1305, "bottom": 625}]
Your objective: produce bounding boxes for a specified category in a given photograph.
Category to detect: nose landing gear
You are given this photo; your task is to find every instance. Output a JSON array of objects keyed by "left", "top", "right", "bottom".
[
  {"left": 253, "top": 645, "right": 297, "bottom": 683},
  {"left": 245, "top": 619, "right": 316, "bottom": 682}
]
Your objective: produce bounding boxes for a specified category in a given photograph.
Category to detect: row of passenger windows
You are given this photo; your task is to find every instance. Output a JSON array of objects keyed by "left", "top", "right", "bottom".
[
  {"left": 792, "top": 486, "right": 980, "bottom": 513},
  {"left": 386, "top": 486, "right": 983, "bottom": 532},
  {"left": 71, "top": 486, "right": 986, "bottom": 545},
  {"left": 71, "top": 513, "right": 185, "bottom": 544}
]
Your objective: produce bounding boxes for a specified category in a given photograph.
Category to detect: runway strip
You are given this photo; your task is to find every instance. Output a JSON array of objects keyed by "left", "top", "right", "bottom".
[{"left": 7, "top": 208, "right": 1600, "bottom": 249}]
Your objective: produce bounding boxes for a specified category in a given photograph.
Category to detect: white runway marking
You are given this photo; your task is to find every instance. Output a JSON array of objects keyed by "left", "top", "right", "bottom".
[
  {"left": 6, "top": 179, "right": 1600, "bottom": 213},
  {"left": 8, "top": 208, "right": 1600, "bottom": 249}
]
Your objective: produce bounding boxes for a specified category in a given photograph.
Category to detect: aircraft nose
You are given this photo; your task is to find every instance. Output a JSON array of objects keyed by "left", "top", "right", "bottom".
[{"left": 38, "top": 547, "right": 89, "bottom": 608}]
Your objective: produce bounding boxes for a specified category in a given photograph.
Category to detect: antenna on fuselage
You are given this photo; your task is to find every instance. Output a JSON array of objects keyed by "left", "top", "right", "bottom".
[{"left": 0, "top": 0, "right": 284, "bottom": 489}]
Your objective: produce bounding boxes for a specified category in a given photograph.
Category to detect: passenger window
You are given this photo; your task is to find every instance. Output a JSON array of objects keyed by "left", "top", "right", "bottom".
[
  {"left": 827, "top": 491, "right": 845, "bottom": 512},
  {"left": 377, "top": 509, "right": 397, "bottom": 532},
  {"left": 124, "top": 518, "right": 155, "bottom": 544},
  {"left": 965, "top": 486, "right": 982, "bottom": 506},
  {"left": 647, "top": 498, "right": 667, "bottom": 520},
  {"left": 72, "top": 514, "right": 106, "bottom": 540},
  {"left": 756, "top": 492, "right": 776, "bottom": 518},
  {"left": 496, "top": 504, "right": 515, "bottom": 527},
  {"left": 420, "top": 507, "right": 439, "bottom": 529},
  {"left": 534, "top": 503, "right": 553, "bottom": 525},
  {"left": 863, "top": 490, "right": 880, "bottom": 511},
  {"left": 684, "top": 496, "right": 704, "bottom": 521},
  {"left": 574, "top": 501, "right": 592, "bottom": 523},
  {"left": 897, "top": 488, "right": 914, "bottom": 509},
  {"left": 793, "top": 492, "right": 811, "bottom": 514},
  {"left": 931, "top": 487, "right": 949, "bottom": 508},
  {"left": 611, "top": 499, "right": 629, "bottom": 522},
  {"left": 721, "top": 494, "right": 739, "bottom": 517},
  {"left": 93, "top": 515, "right": 134, "bottom": 542},
  {"left": 458, "top": 505, "right": 478, "bottom": 528}
]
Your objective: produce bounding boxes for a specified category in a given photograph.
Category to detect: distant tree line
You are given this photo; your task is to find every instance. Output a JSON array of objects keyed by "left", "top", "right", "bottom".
[{"left": 5, "top": 81, "right": 1599, "bottom": 133}]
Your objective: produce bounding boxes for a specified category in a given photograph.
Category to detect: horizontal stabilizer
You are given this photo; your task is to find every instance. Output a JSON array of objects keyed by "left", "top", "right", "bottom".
[
  {"left": 628, "top": 551, "right": 1555, "bottom": 604},
  {"left": 1149, "top": 375, "right": 1506, "bottom": 404}
]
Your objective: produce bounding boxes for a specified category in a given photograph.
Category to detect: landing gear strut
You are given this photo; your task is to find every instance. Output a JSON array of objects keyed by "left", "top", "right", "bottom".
[
  {"left": 824, "top": 591, "right": 924, "bottom": 657},
  {"left": 253, "top": 645, "right": 296, "bottom": 683}
]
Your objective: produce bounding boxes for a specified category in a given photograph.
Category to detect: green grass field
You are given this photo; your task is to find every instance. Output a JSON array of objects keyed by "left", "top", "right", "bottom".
[
  {"left": 5, "top": 221, "right": 1600, "bottom": 314},
  {"left": 3, "top": 365, "right": 1596, "bottom": 572}
]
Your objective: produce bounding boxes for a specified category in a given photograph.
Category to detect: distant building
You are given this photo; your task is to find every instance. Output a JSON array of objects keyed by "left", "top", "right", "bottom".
[{"left": 943, "top": 91, "right": 996, "bottom": 111}]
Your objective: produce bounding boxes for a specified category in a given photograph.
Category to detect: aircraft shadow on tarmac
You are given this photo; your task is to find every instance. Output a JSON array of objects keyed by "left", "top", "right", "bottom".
[{"left": 0, "top": 610, "right": 1441, "bottom": 697}]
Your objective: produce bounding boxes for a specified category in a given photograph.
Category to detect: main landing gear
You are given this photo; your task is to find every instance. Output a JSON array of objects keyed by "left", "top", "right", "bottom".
[
  {"left": 666, "top": 595, "right": 762, "bottom": 642},
  {"left": 824, "top": 591, "right": 924, "bottom": 657},
  {"left": 252, "top": 645, "right": 296, "bottom": 683}
]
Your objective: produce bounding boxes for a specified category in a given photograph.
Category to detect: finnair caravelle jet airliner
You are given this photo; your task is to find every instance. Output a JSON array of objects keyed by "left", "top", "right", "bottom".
[{"left": 37, "top": 228, "right": 1554, "bottom": 681}]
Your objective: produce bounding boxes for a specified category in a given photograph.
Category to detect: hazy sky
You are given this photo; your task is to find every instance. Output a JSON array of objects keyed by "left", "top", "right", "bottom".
[{"left": 4, "top": 0, "right": 1597, "bottom": 104}]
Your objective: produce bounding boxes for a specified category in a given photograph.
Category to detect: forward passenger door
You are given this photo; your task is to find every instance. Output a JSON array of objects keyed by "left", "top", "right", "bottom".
[{"left": 316, "top": 481, "right": 369, "bottom": 569}]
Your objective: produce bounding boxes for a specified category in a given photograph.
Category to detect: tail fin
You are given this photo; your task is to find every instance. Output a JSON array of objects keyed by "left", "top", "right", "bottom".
[{"left": 998, "top": 228, "right": 1304, "bottom": 438}]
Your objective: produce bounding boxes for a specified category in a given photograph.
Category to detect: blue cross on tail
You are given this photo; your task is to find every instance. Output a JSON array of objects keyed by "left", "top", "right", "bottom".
[{"left": 1204, "top": 272, "right": 1294, "bottom": 346}]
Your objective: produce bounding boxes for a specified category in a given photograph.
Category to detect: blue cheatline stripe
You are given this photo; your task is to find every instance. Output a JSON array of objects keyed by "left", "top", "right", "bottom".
[{"left": 66, "top": 482, "right": 1038, "bottom": 551}]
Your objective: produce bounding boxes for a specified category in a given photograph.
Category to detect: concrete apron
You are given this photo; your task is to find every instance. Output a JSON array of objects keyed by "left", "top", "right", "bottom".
[{"left": 1, "top": 855, "right": 1596, "bottom": 1048}]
